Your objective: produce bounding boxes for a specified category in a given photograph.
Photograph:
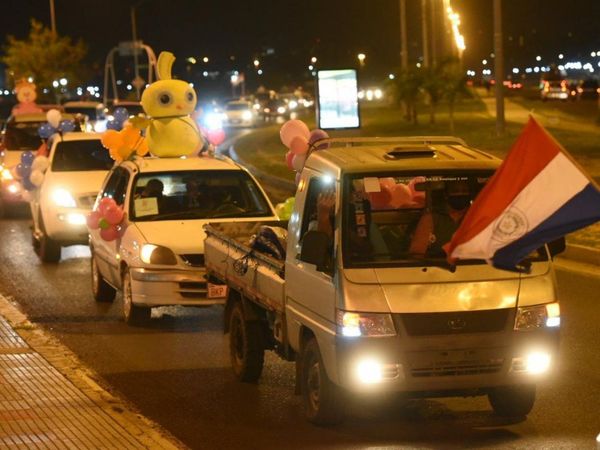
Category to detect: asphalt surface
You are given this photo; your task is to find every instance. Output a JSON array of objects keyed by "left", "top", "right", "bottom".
[{"left": 0, "top": 124, "right": 599, "bottom": 448}]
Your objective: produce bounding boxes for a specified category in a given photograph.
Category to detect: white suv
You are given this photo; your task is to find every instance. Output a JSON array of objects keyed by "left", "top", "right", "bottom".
[
  {"left": 89, "top": 155, "right": 277, "bottom": 324},
  {"left": 31, "top": 132, "right": 113, "bottom": 262}
]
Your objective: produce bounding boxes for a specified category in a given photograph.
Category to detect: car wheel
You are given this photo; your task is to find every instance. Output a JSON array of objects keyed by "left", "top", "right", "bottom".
[
  {"left": 301, "top": 337, "right": 345, "bottom": 425},
  {"left": 488, "top": 384, "right": 536, "bottom": 417},
  {"left": 229, "top": 301, "right": 264, "bottom": 382},
  {"left": 91, "top": 254, "right": 116, "bottom": 302},
  {"left": 122, "top": 269, "right": 150, "bottom": 325}
]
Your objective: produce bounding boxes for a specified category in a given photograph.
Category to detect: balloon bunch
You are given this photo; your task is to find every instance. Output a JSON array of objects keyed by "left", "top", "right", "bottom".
[
  {"left": 12, "top": 152, "right": 50, "bottom": 192},
  {"left": 101, "top": 124, "right": 149, "bottom": 162},
  {"left": 86, "top": 197, "right": 127, "bottom": 242},
  {"left": 106, "top": 107, "right": 130, "bottom": 131},
  {"left": 274, "top": 197, "right": 295, "bottom": 220},
  {"left": 203, "top": 127, "right": 226, "bottom": 147},
  {"left": 38, "top": 109, "right": 76, "bottom": 139},
  {"left": 368, "top": 177, "right": 426, "bottom": 210},
  {"left": 280, "top": 120, "right": 329, "bottom": 185}
]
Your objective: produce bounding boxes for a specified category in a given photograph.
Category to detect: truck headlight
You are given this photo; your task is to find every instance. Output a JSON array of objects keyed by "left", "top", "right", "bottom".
[
  {"left": 140, "top": 244, "right": 177, "bottom": 265},
  {"left": 514, "top": 302, "right": 560, "bottom": 330},
  {"left": 52, "top": 188, "right": 76, "bottom": 208},
  {"left": 336, "top": 310, "right": 396, "bottom": 337}
]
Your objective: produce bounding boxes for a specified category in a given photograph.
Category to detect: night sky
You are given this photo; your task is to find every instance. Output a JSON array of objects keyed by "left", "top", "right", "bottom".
[{"left": 1, "top": 0, "right": 599, "bottom": 87}]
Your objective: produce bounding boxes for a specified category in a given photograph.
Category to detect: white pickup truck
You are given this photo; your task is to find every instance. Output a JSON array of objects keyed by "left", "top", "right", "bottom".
[{"left": 204, "top": 137, "right": 563, "bottom": 425}]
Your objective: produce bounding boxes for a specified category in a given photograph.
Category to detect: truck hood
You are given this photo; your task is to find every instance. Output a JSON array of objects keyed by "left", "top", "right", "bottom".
[{"left": 341, "top": 260, "right": 551, "bottom": 313}]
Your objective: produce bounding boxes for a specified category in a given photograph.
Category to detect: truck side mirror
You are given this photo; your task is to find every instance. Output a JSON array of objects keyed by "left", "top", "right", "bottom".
[
  {"left": 547, "top": 237, "right": 566, "bottom": 258},
  {"left": 300, "top": 231, "right": 330, "bottom": 272}
]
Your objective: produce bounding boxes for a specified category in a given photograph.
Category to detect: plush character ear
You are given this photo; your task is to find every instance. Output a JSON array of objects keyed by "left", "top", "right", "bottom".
[{"left": 156, "top": 51, "right": 175, "bottom": 80}]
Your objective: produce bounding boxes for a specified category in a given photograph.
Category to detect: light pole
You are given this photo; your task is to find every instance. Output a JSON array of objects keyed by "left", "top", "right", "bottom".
[
  {"left": 131, "top": 0, "right": 149, "bottom": 101},
  {"left": 421, "top": 0, "right": 430, "bottom": 67},
  {"left": 49, "top": 0, "right": 57, "bottom": 34},
  {"left": 493, "top": 0, "right": 505, "bottom": 136},
  {"left": 400, "top": 0, "right": 408, "bottom": 70}
]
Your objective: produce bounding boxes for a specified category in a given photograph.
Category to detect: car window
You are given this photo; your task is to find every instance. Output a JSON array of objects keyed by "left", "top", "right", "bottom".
[
  {"left": 226, "top": 103, "right": 250, "bottom": 111},
  {"left": 130, "top": 170, "right": 272, "bottom": 221},
  {"left": 51, "top": 140, "right": 113, "bottom": 172},
  {"left": 101, "top": 167, "right": 129, "bottom": 206},
  {"left": 3, "top": 121, "right": 44, "bottom": 150}
]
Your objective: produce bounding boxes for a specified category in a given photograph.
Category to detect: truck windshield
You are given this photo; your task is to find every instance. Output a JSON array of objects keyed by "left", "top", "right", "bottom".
[
  {"left": 3, "top": 121, "right": 44, "bottom": 150},
  {"left": 130, "top": 170, "right": 273, "bottom": 221},
  {"left": 342, "top": 172, "right": 495, "bottom": 268},
  {"left": 51, "top": 140, "right": 113, "bottom": 172}
]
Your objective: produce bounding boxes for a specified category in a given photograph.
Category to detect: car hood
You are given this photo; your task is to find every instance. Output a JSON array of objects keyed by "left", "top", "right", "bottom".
[
  {"left": 340, "top": 260, "right": 552, "bottom": 313},
  {"left": 43, "top": 170, "right": 108, "bottom": 197}
]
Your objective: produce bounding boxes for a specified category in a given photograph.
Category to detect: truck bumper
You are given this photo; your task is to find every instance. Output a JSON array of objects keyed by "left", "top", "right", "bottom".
[
  {"left": 129, "top": 267, "right": 226, "bottom": 307},
  {"left": 334, "top": 327, "right": 559, "bottom": 395}
]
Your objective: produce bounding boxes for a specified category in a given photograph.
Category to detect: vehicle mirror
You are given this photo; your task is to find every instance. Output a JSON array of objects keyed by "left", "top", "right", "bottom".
[
  {"left": 547, "top": 237, "right": 566, "bottom": 258},
  {"left": 300, "top": 231, "right": 330, "bottom": 271}
]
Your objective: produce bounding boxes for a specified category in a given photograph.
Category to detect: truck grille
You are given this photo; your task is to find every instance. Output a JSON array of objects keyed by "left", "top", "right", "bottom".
[
  {"left": 411, "top": 359, "right": 504, "bottom": 378},
  {"left": 180, "top": 254, "right": 205, "bottom": 267},
  {"left": 399, "top": 309, "right": 510, "bottom": 336}
]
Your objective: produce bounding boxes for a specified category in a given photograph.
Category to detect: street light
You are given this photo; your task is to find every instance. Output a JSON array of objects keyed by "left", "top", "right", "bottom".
[
  {"left": 357, "top": 53, "right": 366, "bottom": 66},
  {"left": 253, "top": 59, "right": 260, "bottom": 68},
  {"left": 311, "top": 56, "right": 317, "bottom": 64},
  {"left": 203, "top": 56, "right": 209, "bottom": 63}
]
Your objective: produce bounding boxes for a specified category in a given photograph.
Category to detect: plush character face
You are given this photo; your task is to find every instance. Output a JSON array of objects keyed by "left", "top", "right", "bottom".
[
  {"left": 15, "top": 81, "right": 37, "bottom": 103},
  {"left": 141, "top": 51, "right": 197, "bottom": 118}
]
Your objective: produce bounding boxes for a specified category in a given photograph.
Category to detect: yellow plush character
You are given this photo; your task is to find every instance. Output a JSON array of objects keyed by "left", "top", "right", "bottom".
[{"left": 134, "top": 51, "right": 203, "bottom": 157}]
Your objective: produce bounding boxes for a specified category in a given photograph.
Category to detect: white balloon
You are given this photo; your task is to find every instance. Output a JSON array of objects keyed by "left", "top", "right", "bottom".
[
  {"left": 30, "top": 170, "right": 45, "bottom": 187},
  {"left": 46, "top": 109, "right": 62, "bottom": 128},
  {"left": 31, "top": 156, "right": 50, "bottom": 172},
  {"left": 280, "top": 119, "right": 310, "bottom": 148}
]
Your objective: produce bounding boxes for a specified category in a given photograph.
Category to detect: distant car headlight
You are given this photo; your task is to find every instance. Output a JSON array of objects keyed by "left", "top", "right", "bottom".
[
  {"left": 241, "top": 110, "right": 253, "bottom": 121},
  {"left": 204, "top": 112, "right": 224, "bottom": 131},
  {"left": 374, "top": 89, "right": 383, "bottom": 99},
  {"left": 336, "top": 310, "right": 396, "bottom": 337},
  {"left": 277, "top": 106, "right": 286, "bottom": 114},
  {"left": 514, "top": 302, "right": 560, "bottom": 330},
  {"left": 140, "top": 244, "right": 177, "bottom": 265},
  {"left": 52, "top": 188, "right": 76, "bottom": 208},
  {"left": 1, "top": 168, "right": 13, "bottom": 181},
  {"left": 288, "top": 100, "right": 298, "bottom": 110}
]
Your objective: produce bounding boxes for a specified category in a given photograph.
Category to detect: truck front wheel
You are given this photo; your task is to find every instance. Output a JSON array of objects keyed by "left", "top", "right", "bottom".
[
  {"left": 488, "top": 384, "right": 536, "bottom": 417},
  {"left": 301, "top": 337, "right": 345, "bottom": 425},
  {"left": 229, "top": 301, "right": 264, "bottom": 382}
]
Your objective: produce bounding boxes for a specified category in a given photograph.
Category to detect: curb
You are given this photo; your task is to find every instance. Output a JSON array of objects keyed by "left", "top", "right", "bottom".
[
  {"left": 0, "top": 294, "right": 186, "bottom": 450},
  {"left": 229, "top": 135, "right": 599, "bottom": 268}
]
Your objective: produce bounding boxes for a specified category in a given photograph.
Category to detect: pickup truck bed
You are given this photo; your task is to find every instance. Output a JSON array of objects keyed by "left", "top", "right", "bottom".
[{"left": 204, "top": 221, "right": 288, "bottom": 314}]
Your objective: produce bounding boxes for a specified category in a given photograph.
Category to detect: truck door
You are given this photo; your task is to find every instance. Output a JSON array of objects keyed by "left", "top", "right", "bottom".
[{"left": 286, "top": 174, "right": 338, "bottom": 337}]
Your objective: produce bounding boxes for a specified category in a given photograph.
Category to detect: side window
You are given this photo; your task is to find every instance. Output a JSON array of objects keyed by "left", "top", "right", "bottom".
[
  {"left": 101, "top": 168, "right": 129, "bottom": 206},
  {"left": 299, "top": 177, "right": 336, "bottom": 272}
]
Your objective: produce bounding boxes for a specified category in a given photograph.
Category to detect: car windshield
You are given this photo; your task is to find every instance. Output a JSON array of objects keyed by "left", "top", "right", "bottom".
[
  {"left": 226, "top": 103, "right": 250, "bottom": 111},
  {"left": 51, "top": 140, "right": 113, "bottom": 172},
  {"left": 64, "top": 107, "right": 102, "bottom": 120},
  {"left": 3, "top": 121, "right": 44, "bottom": 150},
  {"left": 342, "top": 172, "right": 496, "bottom": 268},
  {"left": 130, "top": 170, "right": 273, "bottom": 222}
]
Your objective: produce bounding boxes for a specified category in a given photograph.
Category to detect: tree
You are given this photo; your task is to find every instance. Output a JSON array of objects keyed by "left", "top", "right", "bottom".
[
  {"left": 440, "top": 59, "right": 469, "bottom": 135},
  {"left": 2, "top": 19, "right": 87, "bottom": 96},
  {"left": 422, "top": 65, "right": 445, "bottom": 125},
  {"left": 392, "top": 68, "right": 424, "bottom": 125}
]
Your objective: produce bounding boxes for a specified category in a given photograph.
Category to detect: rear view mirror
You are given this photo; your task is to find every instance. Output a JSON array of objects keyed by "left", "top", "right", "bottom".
[
  {"left": 300, "top": 231, "right": 330, "bottom": 272},
  {"left": 547, "top": 237, "right": 566, "bottom": 258}
]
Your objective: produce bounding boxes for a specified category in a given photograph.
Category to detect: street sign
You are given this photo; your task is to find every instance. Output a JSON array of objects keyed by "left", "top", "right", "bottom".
[{"left": 316, "top": 69, "right": 360, "bottom": 130}]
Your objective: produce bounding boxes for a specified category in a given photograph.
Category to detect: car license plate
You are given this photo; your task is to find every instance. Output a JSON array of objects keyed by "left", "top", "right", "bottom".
[{"left": 207, "top": 283, "right": 228, "bottom": 299}]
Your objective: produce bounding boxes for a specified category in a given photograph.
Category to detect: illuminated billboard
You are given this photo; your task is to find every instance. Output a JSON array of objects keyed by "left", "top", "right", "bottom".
[{"left": 316, "top": 69, "right": 360, "bottom": 130}]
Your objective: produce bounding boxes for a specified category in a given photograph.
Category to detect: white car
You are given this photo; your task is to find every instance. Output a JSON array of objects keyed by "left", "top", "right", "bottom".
[
  {"left": 31, "top": 132, "right": 113, "bottom": 262},
  {"left": 89, "top": 155, "right": 277, "bottom": 324},
  {"left": 224, "top": 100, "right": 258, "bottom": 127}
]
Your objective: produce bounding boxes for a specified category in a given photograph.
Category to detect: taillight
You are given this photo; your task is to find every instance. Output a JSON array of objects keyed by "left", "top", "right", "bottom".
[{"left": 560, "top": 80, "right": 567, "bottom": 92}]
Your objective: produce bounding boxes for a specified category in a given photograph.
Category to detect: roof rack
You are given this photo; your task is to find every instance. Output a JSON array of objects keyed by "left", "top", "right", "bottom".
[{"left": 311, "top": 136, "right": 467, "bottom": 148}]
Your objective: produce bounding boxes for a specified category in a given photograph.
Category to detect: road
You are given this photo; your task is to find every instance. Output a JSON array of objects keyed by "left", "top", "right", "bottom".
[{"left": 0, "top": 129, "right": 599, "bottom": 448}]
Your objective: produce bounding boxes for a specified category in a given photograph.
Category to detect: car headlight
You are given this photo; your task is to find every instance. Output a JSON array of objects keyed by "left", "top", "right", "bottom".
[
  {"left": 140, "top": 244, "right": 177, "bottom": 265},
  {"left": 514, "top": 302, "right": 560, "bottom": 330},
  {"left": 241, "top": 110, "right": 253, "bottom": 121},
  {"left": 1, "top": 167, "right": 13, "bottom": 181},
  {"left": 277, "top": 106, "right": 286, "bottom": 114},
  {"left": 52, "top": 188, "right": 77, "bottom": 208},
  {"left": 288, "top": 100, "right": 298, "bottom": 110},
  {"left": 336, "top": 310, "right": 396, "bottom": 337}
]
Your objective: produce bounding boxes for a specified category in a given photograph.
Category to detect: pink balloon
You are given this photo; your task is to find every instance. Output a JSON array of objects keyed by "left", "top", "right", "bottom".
[
  {"left": 291, "top": 153, "right": 306, "bottom": 172},
  {"left": 98, "top": 197, "right": 116, "bottom": 215},
  {"left": 368, "top": 186, "right": 393, "bottom": 210},
  {"left": 389, "top": 183, "right": 412, "bottom": 209},
  {"left": 87, "top": 210, "right": 101, "bottom": 229},
  {"left": 379, "top": 177, "right": 396, "bottom": 190},
  {"left": 207, "top": 128, "right": 226, "bottom": 146},
  {"left": 100, "top": 226, "right": 119, "bottom": 242},
  {"left": 290, "top": 136, "right": 309, "bottom": 155},
  {"left": 408, "top": 176, "right": 426, "bottom": 204},
  {"left": 285, "top": 151, "right": 294, "bottom": 170},
  {"left": 280, "top": 119, "right": 310, "bottom": 148},
  {"left": 104, "top": 205, "right": 124, "bottom": 225}
]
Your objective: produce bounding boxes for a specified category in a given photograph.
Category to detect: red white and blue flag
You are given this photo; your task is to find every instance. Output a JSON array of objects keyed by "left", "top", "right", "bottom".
[{"left": 445, "top": 117, "right": 600, "bottom": 271}]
